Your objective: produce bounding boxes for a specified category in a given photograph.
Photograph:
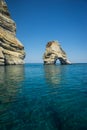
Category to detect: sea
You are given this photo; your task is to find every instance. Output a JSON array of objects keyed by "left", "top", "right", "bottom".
[{"left": 0, "top": 63, "right": 87, "bottom": 130}]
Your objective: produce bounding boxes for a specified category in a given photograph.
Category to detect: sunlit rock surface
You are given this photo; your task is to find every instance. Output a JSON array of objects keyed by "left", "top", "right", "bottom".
[
  {"left": 0, "top": 0, "right": 25, "bottom": 65},
  {"left": 43, "top": 41, "right": 71, "bottom": 65}
]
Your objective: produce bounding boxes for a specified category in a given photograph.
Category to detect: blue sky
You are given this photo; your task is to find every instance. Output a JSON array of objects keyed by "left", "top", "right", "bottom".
[{"left": 6, "top": 0, "right": 87, "bottom": 63}]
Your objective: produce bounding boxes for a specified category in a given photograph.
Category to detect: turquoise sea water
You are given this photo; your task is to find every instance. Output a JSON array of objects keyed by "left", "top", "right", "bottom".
[{"left": 0, "top": 63, "right": 87, "bottom": 130}]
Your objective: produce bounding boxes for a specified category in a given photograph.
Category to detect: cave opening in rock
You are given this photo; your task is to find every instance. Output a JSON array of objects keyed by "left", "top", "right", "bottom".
[{"left": 56, "top": 59, "right": 60, "bottom": 64}]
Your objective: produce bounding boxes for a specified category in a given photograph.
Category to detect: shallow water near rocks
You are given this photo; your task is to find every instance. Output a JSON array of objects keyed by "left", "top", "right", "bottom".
[{"left": 0, "top": 63, "right": 87, "bottom": 130}]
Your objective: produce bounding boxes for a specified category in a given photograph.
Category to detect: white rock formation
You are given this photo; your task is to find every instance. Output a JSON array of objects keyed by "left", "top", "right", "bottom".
[
  {"left": 0, "top": 0, "right": 25, "bottom": 65},
  {"left": 43, "top": 41, "right": 71, "bottom": 65}
]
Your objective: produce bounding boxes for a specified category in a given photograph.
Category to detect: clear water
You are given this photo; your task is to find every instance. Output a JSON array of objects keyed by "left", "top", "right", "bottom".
[{"left": 0, "top": 63, "right": 87, "bottom": 130}]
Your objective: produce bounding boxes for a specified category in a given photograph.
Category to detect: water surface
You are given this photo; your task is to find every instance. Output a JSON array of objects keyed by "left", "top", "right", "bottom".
[{"left": 0, "top": 63, "right": 87, "bottom": 130}]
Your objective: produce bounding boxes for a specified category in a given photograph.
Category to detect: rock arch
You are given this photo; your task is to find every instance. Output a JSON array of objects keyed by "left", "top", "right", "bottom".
[{"left": 43, "top": 41, "right": 71, "bottom": 65}]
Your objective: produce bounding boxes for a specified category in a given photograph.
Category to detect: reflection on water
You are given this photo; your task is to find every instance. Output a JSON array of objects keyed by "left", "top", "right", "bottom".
[
  {"left": 0, "top": 65, "right": 24, "bottom": 129},
  {"left": 44, "top": 65, "right": 64, "bottom": 85},
  {"left": 0, "top": 65, "right": 24, "bottom": 103},
  {"left": 0, "top": 64, "right": 87, "bottom": 130}
]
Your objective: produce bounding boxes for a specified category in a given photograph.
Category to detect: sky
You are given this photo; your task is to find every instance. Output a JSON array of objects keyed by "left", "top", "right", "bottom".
[{"left": 5, "top": 0, "right": 87, "bottom": 63}]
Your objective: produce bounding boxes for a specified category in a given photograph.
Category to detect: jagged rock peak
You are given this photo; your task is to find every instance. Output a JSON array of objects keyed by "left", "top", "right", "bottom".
[
  {"left": 43, "top": 40, "right": 71, "bottom": 65},
  {"left": 0, "top": 0, "right": 25, "bottom": 65}
]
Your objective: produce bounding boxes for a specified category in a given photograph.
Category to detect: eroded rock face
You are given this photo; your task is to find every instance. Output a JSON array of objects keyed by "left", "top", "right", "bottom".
[
  {"left": 43, "top": 41, "right": 71, "bottom": 65},
  {"left": 0, "top": 0, "right": 25, "bottom": 65}
]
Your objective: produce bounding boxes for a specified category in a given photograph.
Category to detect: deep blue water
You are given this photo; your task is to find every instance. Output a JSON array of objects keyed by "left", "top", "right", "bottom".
[{"left": 0, "top": 63, "right": 87, "bottom": 130}]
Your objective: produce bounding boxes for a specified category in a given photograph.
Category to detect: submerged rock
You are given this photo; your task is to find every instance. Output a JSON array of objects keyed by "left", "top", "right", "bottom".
[
  {"left": 0, "top": 0, "right": 25, "bottom": 65},
  {"left": 43, "top": 41, "right": 71, "bottom": 65}
]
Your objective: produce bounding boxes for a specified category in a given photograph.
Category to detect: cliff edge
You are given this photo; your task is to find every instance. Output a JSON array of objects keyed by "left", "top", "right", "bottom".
[{"left": 0, "top": 0, "right": 25, "bottom": 65}]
